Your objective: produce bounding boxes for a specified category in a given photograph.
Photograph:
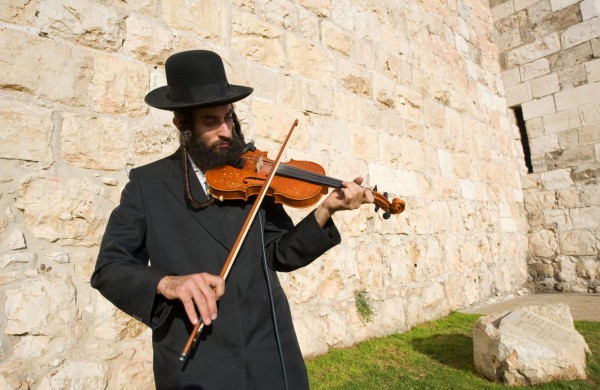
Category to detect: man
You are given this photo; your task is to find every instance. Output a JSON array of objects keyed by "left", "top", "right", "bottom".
[{"left": 91, "top": 50, "right": 373, "bottom": 389}]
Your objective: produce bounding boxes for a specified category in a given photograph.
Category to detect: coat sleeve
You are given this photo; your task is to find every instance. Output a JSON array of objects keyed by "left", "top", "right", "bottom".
[
  {"left": 91, "top": 169, "right": 172, "bottom": 328},
  {"left": 263, "top": 200, "right": 341, "bottom": 272}
]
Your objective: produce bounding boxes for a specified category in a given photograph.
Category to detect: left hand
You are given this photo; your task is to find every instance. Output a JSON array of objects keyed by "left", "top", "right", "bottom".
[{"left": 314, "top": 176, "right": 374, "bottom": 227}]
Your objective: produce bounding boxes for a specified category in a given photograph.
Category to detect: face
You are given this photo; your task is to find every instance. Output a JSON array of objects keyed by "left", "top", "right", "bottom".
[
  {"left": 176, "top": 104, "right": 245, "bottom": 170},
  {"left": 189, "top": 104, "right": 235, "bottom": 147}
]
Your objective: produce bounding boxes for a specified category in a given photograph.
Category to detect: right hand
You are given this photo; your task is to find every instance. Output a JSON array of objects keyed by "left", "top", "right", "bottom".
[{"left": 157, "top": 273, "right": 225, "bottom": 326}]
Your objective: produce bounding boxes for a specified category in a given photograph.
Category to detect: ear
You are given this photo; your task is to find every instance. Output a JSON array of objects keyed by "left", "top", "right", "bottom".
[{"left": 173, "top": 115, "right": 182, "bottom": 131}]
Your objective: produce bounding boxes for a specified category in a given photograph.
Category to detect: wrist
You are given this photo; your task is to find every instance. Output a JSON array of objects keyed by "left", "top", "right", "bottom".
[{"left": 314, "top": 203, "right": 333, "bottom": 228}]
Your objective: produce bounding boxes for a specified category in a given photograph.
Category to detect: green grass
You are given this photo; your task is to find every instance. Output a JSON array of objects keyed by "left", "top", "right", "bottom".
[{"left": 306, "top": 312, "right": 600, "bottom": 390}]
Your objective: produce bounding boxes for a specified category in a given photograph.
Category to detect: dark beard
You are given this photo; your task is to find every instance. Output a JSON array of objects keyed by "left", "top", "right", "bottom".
[{"left": 188, "top": 131, "right": 246, "bottom": 171}]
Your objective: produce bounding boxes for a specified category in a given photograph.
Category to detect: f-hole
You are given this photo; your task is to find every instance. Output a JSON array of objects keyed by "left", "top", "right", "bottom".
[{"left": 513, "top": 105, "right": 533, "bottom": 174}]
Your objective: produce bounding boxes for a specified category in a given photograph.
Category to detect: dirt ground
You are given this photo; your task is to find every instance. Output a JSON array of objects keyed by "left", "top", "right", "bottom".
[{"left": 460, "top": 292, "right": 600, "bottom": 322}]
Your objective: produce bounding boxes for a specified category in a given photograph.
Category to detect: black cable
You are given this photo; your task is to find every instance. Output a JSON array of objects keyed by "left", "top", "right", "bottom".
[{"left": 258, "top": 213, "right": 289, "bottom": 390}]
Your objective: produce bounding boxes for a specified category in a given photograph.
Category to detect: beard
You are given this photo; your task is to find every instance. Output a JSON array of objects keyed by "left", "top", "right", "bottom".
[{"left": 188, "top": 130, "right": 246, "bottom": 171}]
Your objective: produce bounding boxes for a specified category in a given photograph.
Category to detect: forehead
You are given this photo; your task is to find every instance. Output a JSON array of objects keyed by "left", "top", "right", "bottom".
[{"left": 192, "top": 104, "right": 233, "bottom": 119}]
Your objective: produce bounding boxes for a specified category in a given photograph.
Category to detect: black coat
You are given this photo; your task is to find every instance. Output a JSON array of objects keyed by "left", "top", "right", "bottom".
[{"left": 91, "top": 151, "right": 341, "bottom": 390}]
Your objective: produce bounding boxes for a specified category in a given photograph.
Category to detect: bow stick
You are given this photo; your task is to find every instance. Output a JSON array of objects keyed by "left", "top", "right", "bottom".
[{"left": 179, "top": 119, "right": 299, "bottom": 362}]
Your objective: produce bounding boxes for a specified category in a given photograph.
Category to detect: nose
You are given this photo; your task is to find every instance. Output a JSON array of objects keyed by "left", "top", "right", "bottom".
[{"left": 217, "top": 120, "right": 232, "bottom": 139}]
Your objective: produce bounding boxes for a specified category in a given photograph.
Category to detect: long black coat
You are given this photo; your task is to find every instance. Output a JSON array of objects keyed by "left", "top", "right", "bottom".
[{"left": 91, "top": 151, "right": 340, "bottom": 390}]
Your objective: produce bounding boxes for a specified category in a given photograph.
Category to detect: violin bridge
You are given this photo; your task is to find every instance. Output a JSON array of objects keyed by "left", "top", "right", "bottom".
[{"left": 256, "top": 156, "right": 263, "bottom": 173}]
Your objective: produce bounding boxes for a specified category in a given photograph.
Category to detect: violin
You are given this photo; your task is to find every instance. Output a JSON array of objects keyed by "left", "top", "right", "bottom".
[{"left": 205, "top": 142, "right": 405, "bottom": 218}]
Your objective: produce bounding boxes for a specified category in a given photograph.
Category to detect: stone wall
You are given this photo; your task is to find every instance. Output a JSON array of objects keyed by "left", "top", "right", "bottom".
[
  {"left": 490, "top": 0, "right": 600, "bottom": 293},
  {"left": 0, "top": 0, "right": 529, "bottom": 388}
]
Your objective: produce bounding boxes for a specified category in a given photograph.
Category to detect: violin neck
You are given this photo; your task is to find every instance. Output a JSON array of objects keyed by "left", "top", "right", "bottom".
[{"left": 276, "top": 164, "right": 344, "bottom": 189}]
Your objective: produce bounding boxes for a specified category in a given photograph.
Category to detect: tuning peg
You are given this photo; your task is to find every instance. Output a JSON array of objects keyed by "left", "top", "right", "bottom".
[{"left": 383, "top": 212, "right": 391, "bottom": 219}]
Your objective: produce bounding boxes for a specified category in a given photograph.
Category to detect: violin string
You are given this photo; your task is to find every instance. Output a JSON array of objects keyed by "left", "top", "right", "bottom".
[{"left": 276, "top": 164, "right": 344, "bottom": 188}]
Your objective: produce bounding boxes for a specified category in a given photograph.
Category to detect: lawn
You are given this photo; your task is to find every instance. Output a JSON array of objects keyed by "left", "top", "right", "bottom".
[{"left": 306, "top": 312, "right": 599, "bottom": 389}]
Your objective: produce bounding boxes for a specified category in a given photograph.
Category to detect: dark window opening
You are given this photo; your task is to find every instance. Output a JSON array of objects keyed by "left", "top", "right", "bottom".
[{"left": 513, "top": 106, "right": 533, "bottom": 174}]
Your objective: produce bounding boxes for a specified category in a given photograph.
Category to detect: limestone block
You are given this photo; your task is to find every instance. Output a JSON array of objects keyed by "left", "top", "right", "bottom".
[
  {"left": 581, "top": 0, "right": 600, "bottom": 20},
  {"left": 132, "top": 125, "right": 179, "bottom": 167},
  {"left": 38, "top": 0, "right": 120, "bottom": 50},
  {"left": 15, "top": 175, "right": 112, "bottom": 246},
  {"left": 529, "top": 229, "right": 558, "bottom": 257},
  {"left": 541, "top": 168, "right": 574, "bottom": 190},
  {"left": 579, "top": 102, "right": 600, "bottom": 125},
  {"left": 91, "top": 54, "right": 149, "bottom": 116},
  {"left": 524, "top": 191, "right": 556, "bottom": 212},
  {"left": 561, "top": 17, "right": 600, "bottom": 50},
  {"left": 321, "top": 19, "right": 350, "bottom": 56},
  {"left": 491, "top": 1, "right": 515, "bottom": 21},
  {"left": 0, "top": 29, "right": 92, "bottom": 105},
  {"left": 123, "top": 14, "right": 172, "bottom": 64},
  {"left": 505, "top": 33, "right": 561, "bottom": 67},
  {"left": 338, "top": 59, "right": 371, "bottom": 97},
  {"left": 297, "top": 0, "right": 332, "bottom": 17},
  {"left": 396, "top": 136, "right": 425, "bottom": 172},
  {"left": 303, "top": 80, "right": 334, "bottom": 116},
  {"left": 558, "top": 129, "right": 580, "bottom": 149},
  {"left": 0, "top": 99, "right": 53, "bottom": 163},
  {"left": 35, "top": 361, "right": 109, "bottom": 390},
  {"left": 4, "top": 274, "right": 77, "bottom": 336},
  {"left": 521, "top": 58, "right": 550, "bottom": 81},
  {"left": 162, "top": 0, "right": 227, "bottom": 44},
  {"left": 570, "top": 207, "right": 600, "bottom": 228},
  {"left": 529, "top": 133, "right": 559, "bottom": 156},
  {"left": 550, "top": 0, "right": 580, "bottom": 11},
  {"left": 114, "top": 0, "right": 159, "bottom": 17},
  {"left": 0, "top": 0, "right": 39, "bottom": 25},
  {"left": 61, "top": 112, "right": 130, "bottom": 170},
  {"left": 232, "top": 11, "right": 285, "bottom": 68},
  {"left": 576, "top": 257, "right": 600, "bottom": 279},
  {"left": 514, "top": 0, "right": 543, "bottom": 11},
  {"left": 287, "top": 33, "right": 335, "bottom": 83},
  {"left": 542, "top": 108, "right": 581, "bottom": 134},
  {"left": 502, "top": 67, "right": 521, "bottom": 87},
  {"left": 586, "top": 58, "right": 600, "bottom": 83},
  {"left": 260, "top": 0, "right": 298, "bottom": 30},
  {"left": 531, "top": 73, "right": 560, "bottom": 98},
  {"left": 560, "top": 230, "right": 597, "bottom": 255},
  {"left": 298, "top": 6, "right": 320, "bottom": 40},
  {"left": 12, "top": 335, "right": 52, "bottom": 358},
  {"left": 557, "top": 187, "right": 579, "bottom": 208},
  {"left": 580, "top": 183, "right": 600, "bottom": 206},
  {"left": 473, "top": 304, "right": 590, "bottom": 385},
  {"left": 522, "top": 95, "right": 556, "bottom": 121},
  {"left": 505, "top": 82, "right": 532, "bottom": 107}
]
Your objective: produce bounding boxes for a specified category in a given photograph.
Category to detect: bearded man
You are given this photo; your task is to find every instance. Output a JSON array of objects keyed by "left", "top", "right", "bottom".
[{"left": 91, "top": 50, "right": 373, "bottom": 390}]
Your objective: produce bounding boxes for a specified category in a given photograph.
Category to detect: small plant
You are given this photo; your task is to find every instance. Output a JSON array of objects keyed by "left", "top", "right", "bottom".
[{"left": 354, "top": 289, "right": 375, "bottom": 323}]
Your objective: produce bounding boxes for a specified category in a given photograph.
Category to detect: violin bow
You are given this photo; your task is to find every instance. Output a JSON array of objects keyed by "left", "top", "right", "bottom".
[{"left": 179, "top": 119, "right": 299, "bottom": 362}]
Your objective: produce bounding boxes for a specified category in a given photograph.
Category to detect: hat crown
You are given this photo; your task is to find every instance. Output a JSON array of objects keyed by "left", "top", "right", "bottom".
[{"left": 144, "top": 50, "right": 253, "bottom": 110}]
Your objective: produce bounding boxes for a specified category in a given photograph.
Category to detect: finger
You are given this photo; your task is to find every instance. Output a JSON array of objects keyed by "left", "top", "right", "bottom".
[
  {"left": 198, "top": 273, "right": 217, "bottom": 325},
  {"left": 181, "top": 296, "right": 199, "bottom": 325},
  {"left": 190, "top": 286, "right": 214, "bottom": 326},
  {"left": 205, "top": 274, "right": 226, "bottom": 299},
  {"left": 363, "top": 188, "right": 374, "bottom": 204},
  {"left": 353, "top": 176, "right": 364, "bottom": 185}
]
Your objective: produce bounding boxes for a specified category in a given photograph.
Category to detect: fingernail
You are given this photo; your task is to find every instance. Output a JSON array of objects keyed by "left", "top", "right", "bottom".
[{"left": 211, "top": 314, "right": 217, "bottom": 320}]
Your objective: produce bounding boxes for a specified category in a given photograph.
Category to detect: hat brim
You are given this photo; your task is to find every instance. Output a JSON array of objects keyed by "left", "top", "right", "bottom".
[{"left": 144, "top": 84, "right": 254, "bottom": 111}]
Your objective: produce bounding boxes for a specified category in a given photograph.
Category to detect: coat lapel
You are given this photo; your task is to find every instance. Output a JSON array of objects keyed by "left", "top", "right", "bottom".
[{"left": 162, "top": 151, "right": 232, "bottom": 251}]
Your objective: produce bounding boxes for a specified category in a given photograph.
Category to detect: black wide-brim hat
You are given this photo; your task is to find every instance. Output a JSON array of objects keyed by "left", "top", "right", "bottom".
[{"left": 144, "top": 50, "right": 254, "bottom": 111}]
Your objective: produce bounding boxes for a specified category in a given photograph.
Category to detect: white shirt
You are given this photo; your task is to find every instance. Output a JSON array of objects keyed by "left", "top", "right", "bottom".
[{"left": 188, "top": 155, "right": 210, "bottom": 195}]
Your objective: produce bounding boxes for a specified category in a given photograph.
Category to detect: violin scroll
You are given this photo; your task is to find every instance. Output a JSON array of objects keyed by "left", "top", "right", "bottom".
[{"left": 372, "top": 190, "right": 405, "bottom": 219}]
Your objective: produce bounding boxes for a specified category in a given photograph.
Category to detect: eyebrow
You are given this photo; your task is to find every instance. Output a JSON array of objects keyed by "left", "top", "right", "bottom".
[{"left": 197, "top": 107, "right": 234, "bottom": 120}]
